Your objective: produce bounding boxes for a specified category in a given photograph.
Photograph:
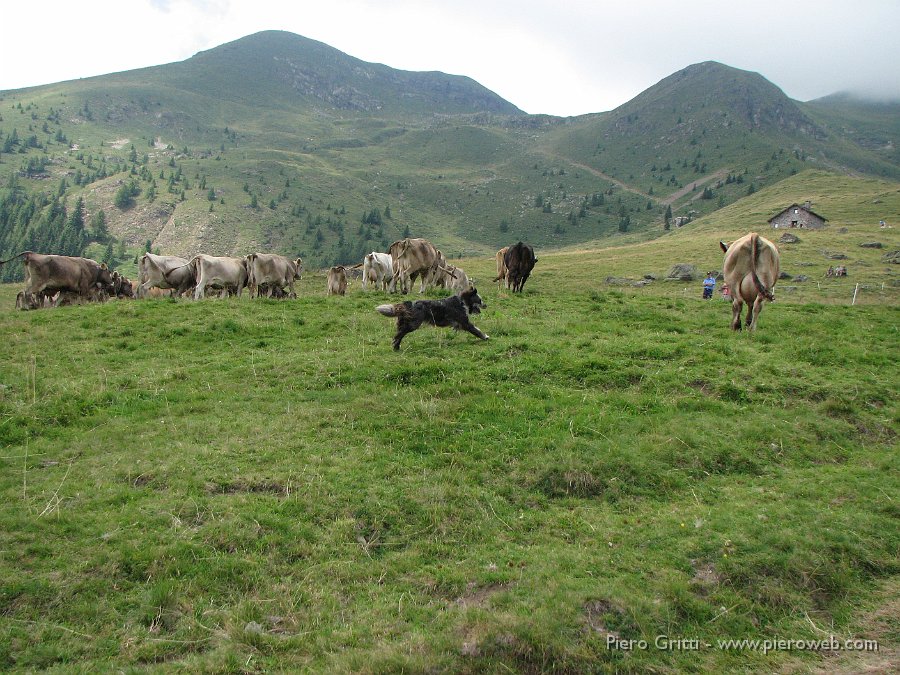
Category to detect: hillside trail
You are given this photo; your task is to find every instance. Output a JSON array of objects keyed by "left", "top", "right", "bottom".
[
  {"left": 551, "top": 156, "right": 652, "bottom": 200},
  {"left": 659, "top": 168, "right": 730, "bottom": 207},
  {"left": 545, "top": 153, "right": 729, "bottom": 209}
]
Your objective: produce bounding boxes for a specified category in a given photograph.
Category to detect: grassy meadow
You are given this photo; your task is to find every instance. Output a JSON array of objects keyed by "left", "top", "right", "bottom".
[{"left": 0, "top": 224, "right": 897, "bottom": 673}]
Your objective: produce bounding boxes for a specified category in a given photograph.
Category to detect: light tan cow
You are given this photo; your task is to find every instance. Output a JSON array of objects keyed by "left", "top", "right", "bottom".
[
  {"left": 191, "top": 255, "right": 249, "bottom": 300},
  {"left": 719, "top": 232, "right": 780, "bottom": 331},
  {"left": 388, "top": 237, "right": 454, "bottom": 293},
  {"left": 137, "top": 252, "right": 195, "bottom": 298},
  {"left": 438, "top": 263, "right": 469, "bottom": 292},
  {"left": 327, "top": 266, "right": 348, "bottom": 295},
  {"left": 245, "top": 253, "right": 303, "bottom": 298},
  {"left": 495, "top": 246, "right": 510, "bottom": 289}
]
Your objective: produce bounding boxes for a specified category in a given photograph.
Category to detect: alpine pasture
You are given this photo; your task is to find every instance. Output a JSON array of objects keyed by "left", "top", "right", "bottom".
[{"left": 1, "top": 175, "right": 898, "bottom": 672}]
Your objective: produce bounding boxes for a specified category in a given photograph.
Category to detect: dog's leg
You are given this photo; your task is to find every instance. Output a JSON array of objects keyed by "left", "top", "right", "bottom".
[
  {"left": 461, "top": 320, "right": 490, "bottom": 341},
  {"left": 392, "top": 319, "right": 414, "bottom": 350}
]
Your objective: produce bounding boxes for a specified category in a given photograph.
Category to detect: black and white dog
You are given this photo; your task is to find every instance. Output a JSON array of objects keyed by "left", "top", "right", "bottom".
[{"left": 376, "top": 286, "right": 489, "bottom": 350}]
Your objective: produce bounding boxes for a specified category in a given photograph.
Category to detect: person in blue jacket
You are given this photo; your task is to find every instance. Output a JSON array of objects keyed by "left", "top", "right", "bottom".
[{"left": 702, "top": 272, "right": 716, "bottom": 299}]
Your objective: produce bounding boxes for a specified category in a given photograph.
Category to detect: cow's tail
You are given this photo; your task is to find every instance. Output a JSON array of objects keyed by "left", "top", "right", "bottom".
[
  {"left": 376, "top": 303, "right": 399, "bottom": 317},
  {"left": 750, "top": 233, "right": 775, "bottom": 301},
  {"left": 0, "top": 251, "right": 30, "bottom": 266},
  {"left": 161, "top": 258, "right": 193, "bottom": 282}
]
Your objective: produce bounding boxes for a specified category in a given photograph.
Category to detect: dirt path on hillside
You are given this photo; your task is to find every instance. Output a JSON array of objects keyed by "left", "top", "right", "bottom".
[
  {"left": 562, "top": 159, "right": 652, "bottom": 200},
  {"left": 659, "top": 168, "right": 730, "bottom": 206},
  {"left": 546, "top": 153, "right": 729, "bottom": 208}
]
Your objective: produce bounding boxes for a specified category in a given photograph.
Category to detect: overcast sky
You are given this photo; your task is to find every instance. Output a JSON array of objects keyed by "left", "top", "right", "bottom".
[{"left": 3, "top": 0, "right": 899, "bottom": 116}]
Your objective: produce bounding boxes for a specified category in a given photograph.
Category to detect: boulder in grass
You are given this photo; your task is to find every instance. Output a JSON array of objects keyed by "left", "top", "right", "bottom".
[
  {"left": 779, "top": 233, "right": 801, "bottom": 244},
  {"left": 665, "top": 264, "right": 699, "bottom": 281},
  {"left": 859, "top": 241, "right": 883, "bottom": 249}
]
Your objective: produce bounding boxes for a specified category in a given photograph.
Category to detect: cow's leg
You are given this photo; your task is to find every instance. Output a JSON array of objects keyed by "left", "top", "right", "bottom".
[
  {"left": 748, "top": 296, "right": 765, "bottom": 331},
  {"left": 731, "top": 298, "right": 743, "bottom": 331},
  {"left": 194, "top": 279, "right": 205, "bottom": 300}
]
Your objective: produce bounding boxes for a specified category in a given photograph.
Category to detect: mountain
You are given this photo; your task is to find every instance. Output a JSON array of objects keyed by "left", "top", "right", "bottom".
[
  {"left": 157, "top": 31, "right": 521, "bottom": 116},
  {"left": 803, "top": 92, "right": 900, "bottom": 162},
  {"left": 0, "top": 36, "right": 897, "bottom": 277},
  {"left": 544, "top": 62, "right": 900, "bottom": 222}
]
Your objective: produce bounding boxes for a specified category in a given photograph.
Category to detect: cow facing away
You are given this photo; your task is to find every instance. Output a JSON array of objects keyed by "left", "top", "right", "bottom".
[
  {"left": 362, "top": 252, "right": 393, "bottom": 291},
  {"left": 191, "top": 255, "right": 249, "bottom": 300},
  {"left": 245, "top": 253, "right": 303, "bottom": 298},
  {"left": 388, "top": 238, "right": 454, "bottom": 293},
  {"left": 1, "top": 251, "right": 114, "bottom": 307},
  {"left": 327, "top": 266, "right": 348, "bottom": 296},
  {"left": 138, "top": 252, "right": 195, "bottom": 298},
  {"left": 496, "top": 242, "right": 537, "bottom": 292},
  {"left": 495, "top": 246, "right": 510, "bottom": 289},
  {"left": 719, "top": 232, "right": 780, "bottom": 331}
]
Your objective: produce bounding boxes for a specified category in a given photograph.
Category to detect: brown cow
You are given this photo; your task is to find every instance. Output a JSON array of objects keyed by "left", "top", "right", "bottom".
[
  {"left": 719, "top": 232, "right": 780, "bottom": 331},
  {"left": 387, "top": 238, "right": 454, "bottom": 293},
  {"left": 1, "top": 252, "right": 114, "bottom": 308},
  {"left": 495, "top": 246, "right": 510, "bottom": 289},
  {"left": 111, "top": 271, "right": 134, "bottom": 299},
  {"left": 327, "top": 266, "right": 348, "bottom": 296}
]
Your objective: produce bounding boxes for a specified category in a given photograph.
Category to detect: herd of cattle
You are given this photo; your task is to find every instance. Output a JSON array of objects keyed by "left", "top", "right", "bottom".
[
  {"left": 1, "top": 232, "right": 780, "bottom": 332},
  {"left": 0, "top": 238, "right": 540, "bottom": 309}
]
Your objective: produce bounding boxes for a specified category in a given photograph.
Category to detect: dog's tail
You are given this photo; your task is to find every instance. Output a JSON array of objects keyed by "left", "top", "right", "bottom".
[{"left": 376, "top": 304, "right": 398, "bottom": 317}]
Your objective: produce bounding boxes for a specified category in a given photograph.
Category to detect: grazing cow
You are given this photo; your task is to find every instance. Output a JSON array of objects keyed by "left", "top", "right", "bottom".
[
  {"left": 362, "top": 252, "right": 393, "bottom": 291},
  {"left": 495, "top": 246, "right": 510, "bottom": 289},
  {"left": 388, "top": 237, "right": 454, "bottom": 293},
  {"left": 327, "top": 266, "right": 348, "bottom": 296},
  {"left": 719, "top": 232, "right": 780, "bottom": 331},
  {"left": 245, "top": 253, "right": 303, "bottom": 298},
  {"left": 1, "top": 251, "right": 114, "bottom": 307},
  {"left": 137, "top": 252, "right": 195, "bottom": 298},
  {"left": 440, "top": 264, "right": 470, "bottom": 292},
  {"left": 496, "top": 242, "right": 537, "bottom": 293},
  {"left": 111, "top": 271, "right": 134, "bottom": 299},
  {"left": 191, "top": 255, "right": 249, "bottom": 300}
]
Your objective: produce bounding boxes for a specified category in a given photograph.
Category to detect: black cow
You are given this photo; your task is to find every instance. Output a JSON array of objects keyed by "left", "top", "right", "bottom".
[{"left": 496, "top": 242, "right": 537, "bottom": 292}]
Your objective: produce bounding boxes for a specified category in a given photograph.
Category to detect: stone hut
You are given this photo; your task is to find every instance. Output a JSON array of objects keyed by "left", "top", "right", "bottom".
[{"left": 768, "top": 201, "right": 827, "bottom": 230}]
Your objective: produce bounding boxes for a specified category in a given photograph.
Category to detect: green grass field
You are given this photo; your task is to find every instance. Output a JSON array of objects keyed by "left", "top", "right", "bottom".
[{"left": 0, "top": 234, "right": 897, "bottom": 672}]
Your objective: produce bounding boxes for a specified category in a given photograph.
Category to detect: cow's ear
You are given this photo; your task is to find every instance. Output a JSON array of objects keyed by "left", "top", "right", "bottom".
[
  {"left": 101, "top": 263, "right": 108, "bottom": 270},
  {"left": 720, "top": 241, "right": 729, "bottom": 252}
]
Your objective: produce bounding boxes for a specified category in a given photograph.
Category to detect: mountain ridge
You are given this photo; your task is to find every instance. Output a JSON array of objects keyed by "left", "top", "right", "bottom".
[{"left": 0, "top": 31, "right": 897, "bottom": 274}]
